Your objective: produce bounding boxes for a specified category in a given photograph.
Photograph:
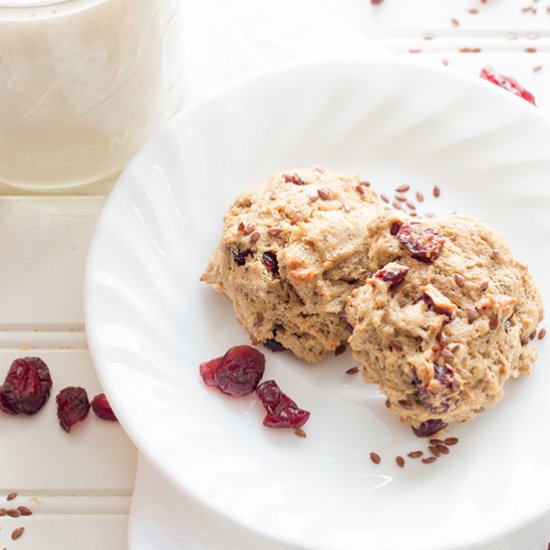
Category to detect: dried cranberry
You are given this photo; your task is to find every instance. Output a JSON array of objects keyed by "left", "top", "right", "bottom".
[
  {"left": 91, "top": 393, "right": 117, "bottom": 422},
  {"left": 0, "top": 357, "right": 52, "bottom": 415},
  {"left": 433, "top": 364, "right": 455, "bottom": 389},
  {"left": 261, "top": 252, "right": 279, "bottom": 276},
  {"left": 283, "top": 174, "right": 305, "bottom": 186},
  {"left": 389, "top": 222, "right": 401, "bottom": 236},
  {"left": 397, "top": 223, "right": 445, "bottom": 263},
  {"left": 199, "top": 355, "right": 224, "bottom": 387},
  {"left": 256, "top": 380, "right": 310, "bottom": 429},
  {"left": 0, "top": 390, "right": 16, "bottom": 415},
  {"left": 56, "top": 387, "right": 90, "bottom": 433},
  {"left": 200, "top": 347, "right": 265, "bottom": 396},
  {"left": 374, "top": 263, "right": 409, "bottom": 290},
  {"left": 480, "top": 66, "right": 536, "bottom": 106},
  {"left": 415, "top": 293, "right": 455, "bottom": 320},
  {"left": 263, "top": 338, "right": 287, "bottom": 352},
  {"left": 228, "top": 247, "right": 252, "bottom": 266},
  {"left": 411, "top": 419, "right": 447, "bottom": 438}
]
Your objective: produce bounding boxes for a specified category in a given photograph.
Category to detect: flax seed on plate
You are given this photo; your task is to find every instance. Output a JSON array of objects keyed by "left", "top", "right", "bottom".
[
  {"left": 451, "top": 18, "right": 460, "bottom": 26},
  {"left": 406, "top": 200, "right": 416, "bottom": 210},
  {"left": 415, "top": 191, "right": 424, "bottom": 203},
  {"left": 538, "top": 328, "right": 546, "bottom": 340},
  {"left": 525, "top": 47, "right": 538, "bottom": 53},
  {"left": 370, "top": 452, "right": 381, "bottom": 465},
  {"left": 6, "top": 493, "right": 17, "bottom": 502},
  {"left": 396, "top": 456, "right": 405, "bottom": 468},
  {"left": 345, "top": 366, "right": 360, "bottom": 375},
  {"left": 407, "top": 451, "right": 423, "bottom": 458},
  {"left": 433, "top": 185, "right": 441, "bottom": 198},
  {"left": 6, "top": 509, "right": 20, "bottom": 518},
  {"left": 422, "top": 457, "right": 437, "bottom": 464},
  {"left": 395, "top": 184, "right": 409, "bottom": 193},
  {"left": 294, "top": 428, "right": 307, "bottom": 438},
  {"left": 444, "top": 437, "right": 459, "bottom": 446},
  {"left": 381, "top": 193, "right": 390, "bottom": 203},
  {"left": 11, "top": 527, "right": 24, "bottom": 541},
  {"left": 17, "top": 506, "right": 32, "bottom": 517}
]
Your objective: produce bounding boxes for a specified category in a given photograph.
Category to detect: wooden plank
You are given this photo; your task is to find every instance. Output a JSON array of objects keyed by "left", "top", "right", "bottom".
[{"left": 0, "top": 197, "right": 104, "bottom": 327}]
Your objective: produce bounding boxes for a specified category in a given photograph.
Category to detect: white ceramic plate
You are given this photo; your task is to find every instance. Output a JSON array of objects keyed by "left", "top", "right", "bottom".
[{"left": 85, "top": 58, "right": 550, "bottom": 550}]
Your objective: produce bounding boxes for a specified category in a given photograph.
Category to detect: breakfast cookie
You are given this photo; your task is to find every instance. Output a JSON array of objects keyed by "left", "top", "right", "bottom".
[
  {"left": 345, "top": 211, "right": 543, "bottom": 436},
  {"left": 201, "top": 167, "right": 382, "bottom": 363}
]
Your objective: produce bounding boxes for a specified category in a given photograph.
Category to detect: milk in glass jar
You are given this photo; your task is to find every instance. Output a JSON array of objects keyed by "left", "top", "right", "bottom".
[{"left": 0, "top": 0, "right": 183, "bottom": 189}]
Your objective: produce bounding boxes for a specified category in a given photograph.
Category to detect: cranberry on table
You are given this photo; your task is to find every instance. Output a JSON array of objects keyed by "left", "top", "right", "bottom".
[
  {"left": 0, "top": 357, "right": 52, "bottom": 415},
  {"left": 256, "top": 380, "right": 310, "bottom": 429},
  {"left": 200, "top": 345, "right": 265, "bottom": 396},
  {"left": 91, "top": 393, "right": 117, "bottom": 422},
  {"left": 56, "top": 386, "right": 90, "bottom": 433}
]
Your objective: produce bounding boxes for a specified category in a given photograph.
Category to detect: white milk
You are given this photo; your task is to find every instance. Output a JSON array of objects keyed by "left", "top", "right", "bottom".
[{"left": 0, "top": 0, "right": 183, "bottom": 189}]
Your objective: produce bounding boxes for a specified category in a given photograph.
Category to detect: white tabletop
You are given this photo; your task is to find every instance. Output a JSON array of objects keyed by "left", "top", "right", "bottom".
[{"left": 1, "top": 1, "right": 549, "bottom": 548}]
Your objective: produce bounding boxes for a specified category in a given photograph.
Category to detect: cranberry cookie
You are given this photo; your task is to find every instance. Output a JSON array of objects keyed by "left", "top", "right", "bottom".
[
  {"left": 345, "top": 212, "right": 543, "bottom": 436},
  {"left": 202, "top": 167, "right": 382, "bottom": 363}
]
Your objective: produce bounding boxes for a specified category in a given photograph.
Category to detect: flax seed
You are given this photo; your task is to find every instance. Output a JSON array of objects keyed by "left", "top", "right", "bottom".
[
  {"left": 390, "top": 339, "right": 403, "bottom": 351},
  {"left": 294, "top": 428, "right": 307, "bottom": 438},
  {"left": 451, "top": 344, "right": 460, "bottom": 354},
  {"left": 290, "top": 213, "right": 300, "bottom": 225},
  {"left": 451, "top": 18, "right": 460, "bottom": 26},
  {"left": 392, "top": 201, "right": 402, "bottom": 210},
  {"left": 395, "top": 184, "right": 410, "bottom": 193},
  {"left": 436, "top": 445, "right": 449, "bottom": 455},
  {"left": 250, "top": 231, "right": 261, "bottom": 243},
  {"left": 480, "top": 281, "right": 489, "bottom": 291},
  {"left": 396, "top": 456, "right": 405, "bottom": 468},
  {"left": 466, "top": 307, "right": 479, "bottom": 321},
  {"left": 489, "top": 314, "right": 499, "bottom": 330},
  {"left": 346, "top": 366, "right": 360, "bottom": 375},
  {"left": 459, "top": 47, "right": 481, "bottom": 53},
  {"left": 538, "top": 328, "right": 546, "bottom": 340},
  {"left": 468, "top": 8, "right": 478, "bottom": 14},
  {"left": 318, "top": 188, "right": 332, "bottom": 200},
  {"left": 267, "top": 227, "right": 282, "bottom": 235},
  {"left": 237, "top": 222, "right": 245, "bottom": 232},
  {"left": 6, "top": 509, "right": 20, "bottom": 518},
  {"left": 406, "top": 200, "right": 416, "bottom": 210},
  {"left": 370, "top": 452, "right": 381, "bottom": 464},
  {"left": 0, "top": 509, "right": 6, "bottom": 516},
  {"left": 530, "top": 330, "right": 537, "bottom": 340},
  {"left": 429, "top": 446, "right": 441, "bottom": 457},
  {"left": 335, "top": 344, "right": 347, "bottom": 356},
  {"left": 407, "top": 451, "right": 423, "bottom": 458},
  {"left": 381, "top": 193, "right": 390, "bottom": 203},
  {"left": 441, "top": 349, "right": 455, "bottom": 359},
  {"left": 422, "top": 457, "right": 437, "bottom": 464},
  {"left": 360, "top": 180, "right": 370, "bottom": 187},
  {"left": 356, "top": 185, "right": 365, "bottom": 195},
  {"left": 415, "top": 191, "right": 424, "bottom": 203},
  {"left": 454, "top": 274, "right": 465, "bottom": 288},
  {"left": 444, "top": 437, "right": 459, "bottom": 446},
  {"left": 6, "top": 493, "right": 17, "bottom": 502},
  {"left": 433, "top": 185, "right": 441, "bottom": 198},
  {"left": 17, "top": 507, "right": 31, "bottom": 517},
  {"left": 429, "top": 438, "right": 444, "bottom": 446},
  {"left": 526, "top": 47, "right": 538, "bottom": 53},
  {"left": 11, "top": 527, "right": 24, "bottom": 541},
  {"left": 243, "top": 223, "right": 256, "bottom": 236}
]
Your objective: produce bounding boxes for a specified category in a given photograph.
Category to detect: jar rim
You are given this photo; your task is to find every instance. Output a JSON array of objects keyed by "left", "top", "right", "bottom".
[{"left": 0, "top": 0, "right": 106, "bottom": 18}]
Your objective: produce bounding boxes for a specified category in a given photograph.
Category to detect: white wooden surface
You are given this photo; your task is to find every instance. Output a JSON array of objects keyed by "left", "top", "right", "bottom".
[{"left": 1, "top": 1, "right": 549, "bottom": 548}]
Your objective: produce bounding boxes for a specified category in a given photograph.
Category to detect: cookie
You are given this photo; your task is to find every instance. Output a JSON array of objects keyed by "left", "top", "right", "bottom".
[
  {"left": 201, "top": 167, "right": 382, "bottom": 363},
  {"left": 345, "top": 211, "right": 543, "bottom": 436}
]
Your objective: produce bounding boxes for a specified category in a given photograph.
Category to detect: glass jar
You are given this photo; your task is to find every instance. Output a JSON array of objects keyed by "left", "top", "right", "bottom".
[{"left": 0, "top": 0, "right": 183, "bottom": 189}]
